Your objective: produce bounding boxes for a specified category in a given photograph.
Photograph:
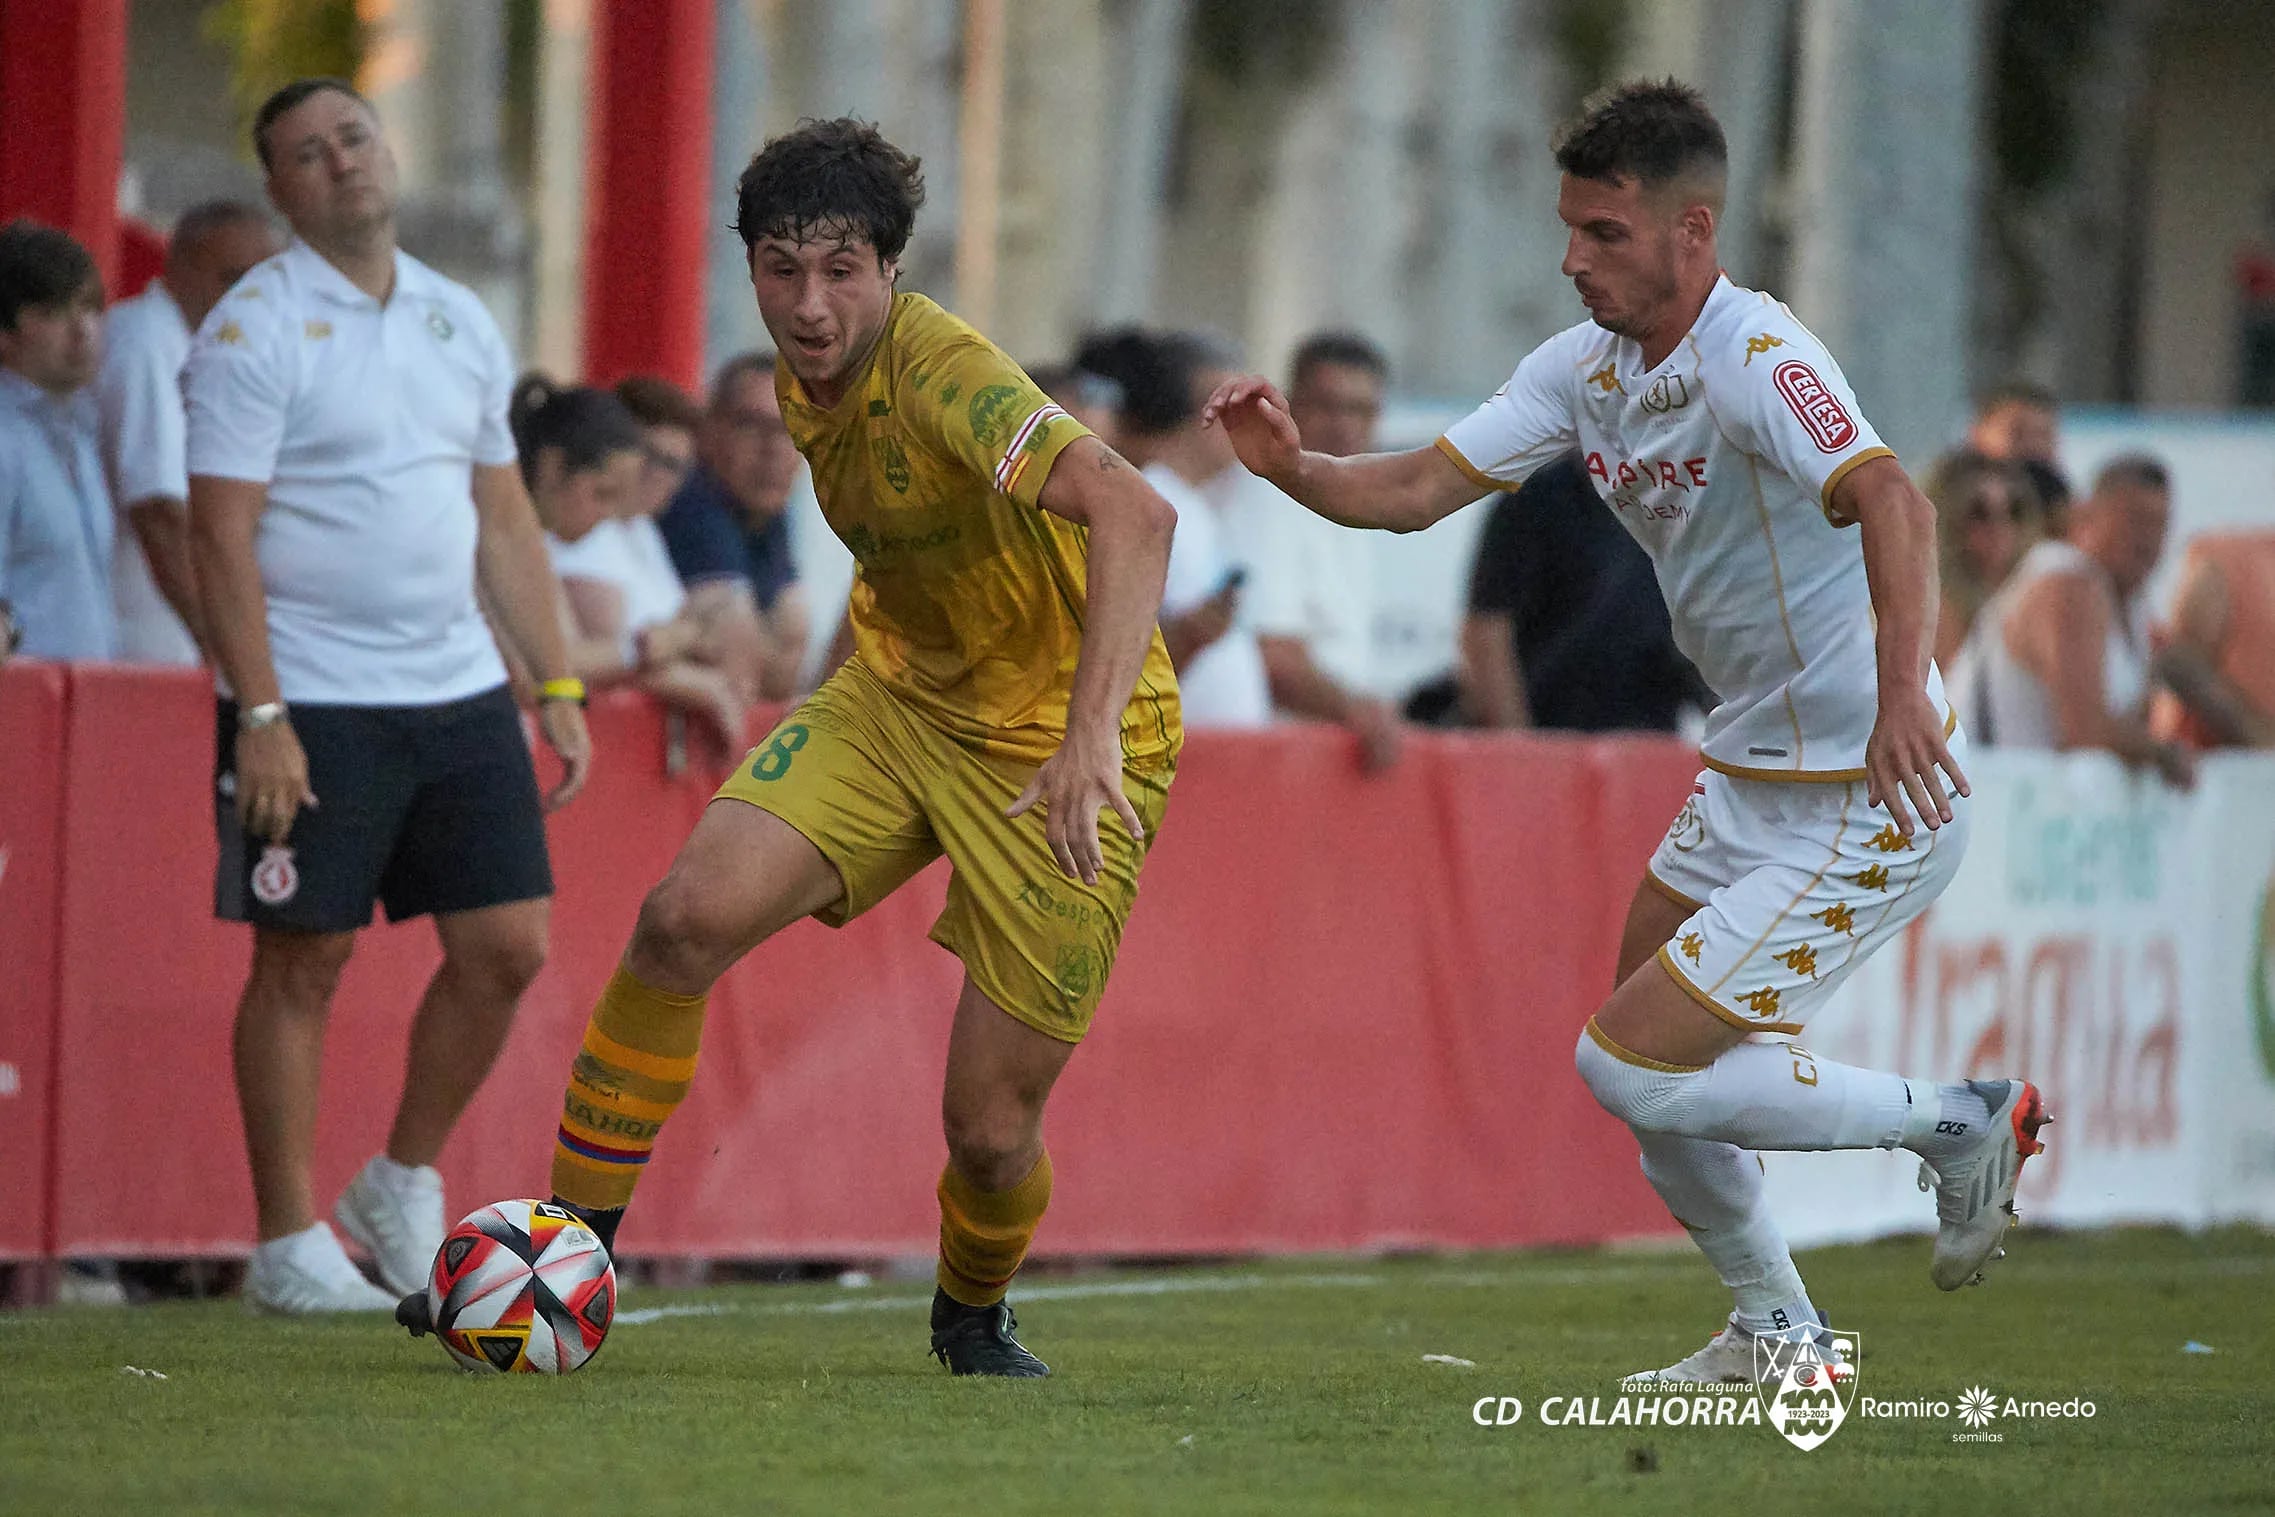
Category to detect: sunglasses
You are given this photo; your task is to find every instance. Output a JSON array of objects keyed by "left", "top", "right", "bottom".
[{"left": 1963, "top": 495, "right": 2020, "bottom": 526}]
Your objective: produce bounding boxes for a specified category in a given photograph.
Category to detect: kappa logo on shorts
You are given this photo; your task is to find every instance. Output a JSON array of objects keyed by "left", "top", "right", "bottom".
[{"left": 251, "top": 845, "right": 300, "bottom": 907}]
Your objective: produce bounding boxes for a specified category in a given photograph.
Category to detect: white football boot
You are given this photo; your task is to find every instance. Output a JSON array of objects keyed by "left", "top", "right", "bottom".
[
  {"left": 1624, "top": 1312, "right": 1846, "bottom": 1387},
  {"left": 244, "top": 1222, "right": 397, "bottom": 1314},
  {"left": 1916, "top": 1079, "right": 2051, "bottom": 1291},
  {"left": 334, "top": 1155, "right": 446, "bottom": 1297}
]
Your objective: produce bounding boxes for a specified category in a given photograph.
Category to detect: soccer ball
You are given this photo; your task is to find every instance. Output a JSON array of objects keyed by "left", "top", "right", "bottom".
[{"left": 425, "top": 1199, "right": 616, "bottom": 1374}]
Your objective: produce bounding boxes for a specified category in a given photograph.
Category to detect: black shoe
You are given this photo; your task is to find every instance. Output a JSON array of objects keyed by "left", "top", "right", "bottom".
[
  {"left": 929, "top": 1287, "right": 1051, "bottom": 1377},
  {"left": 395, "top": 1288, "right": 434, "bottom": 1338}
]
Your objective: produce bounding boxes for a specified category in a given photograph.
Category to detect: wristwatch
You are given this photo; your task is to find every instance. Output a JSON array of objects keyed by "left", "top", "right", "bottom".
[{"left": 238, "top": 700, "right": 289, "bottom": 731}]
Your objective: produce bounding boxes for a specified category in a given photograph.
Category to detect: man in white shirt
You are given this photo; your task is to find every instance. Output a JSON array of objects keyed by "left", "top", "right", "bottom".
[
  {"left": 185, "top": 78, "right": 592, "bottom": 1315},
  {"left": 1076, "top": 328, "right": 1270, "bottom": 727},
  {"left": 1208, "top": 79, "right": 2048, "bottom": 1380},
  {"left": 96, "top": 200, "right": 282, "bottom": 665}
]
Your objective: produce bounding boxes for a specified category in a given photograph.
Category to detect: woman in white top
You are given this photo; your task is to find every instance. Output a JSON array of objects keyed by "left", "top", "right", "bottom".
[
  {"left": 512, "top": 374, "right": 748, "bottom": 755},
  {"left": 1947, "top": 453, "right": 2194, "bottom": 785}
]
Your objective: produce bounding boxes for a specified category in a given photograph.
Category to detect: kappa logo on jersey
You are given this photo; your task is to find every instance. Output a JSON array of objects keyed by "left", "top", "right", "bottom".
[
  {"left": 1642, "top": 374, "right": 1690, "bottom": 414},
  {"left": 1587, "top": 363, "right": 1625, "bottom": 395},
  {"left": 1773, "top": 361, "right": 1858, "bottom": 453},
  {"left": 251, "top": 845, "right": 300, "bottom": 907},
  {"left": 1754, "top": 1327, "right": 1859, "bottom": 1451},
  {"left": 1743, "top": 333, "right": 1786, "bottom": 365}
]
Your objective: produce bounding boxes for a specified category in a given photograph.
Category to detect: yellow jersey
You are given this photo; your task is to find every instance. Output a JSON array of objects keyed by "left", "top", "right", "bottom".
[{"left": 778, "top": 292, "right": 1181, "bottom": 769}]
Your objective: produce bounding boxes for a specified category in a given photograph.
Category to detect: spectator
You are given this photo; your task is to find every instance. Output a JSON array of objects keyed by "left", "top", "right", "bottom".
[
  {"left": 2152, "top": 526, "right": 2275, "bottom": 748},
  {"left": 1967, "top": 378, "right": 2059, "bottom": 467},
  {"left": 516, "top": 373, "right": 751, "bottom": 754},
  {"left": 2020, "top": 456, "right": 2075, "bottom": 539},
  {"left": 1458, "top": 451, "right": 1710, "bottom": 731},
  {"left": 96, "top": 200, "right": 282, "bottom": 665},
  {"left": 1028, "top": 360, "right": 1125, "bottom": 454},
  {"left": 1078, "top": 326, "right": 1270, "bottom": 725},
  {"left": 184, "top": 78, "right": 591, "bottom": 1314},
  {"left": 1927, "top": 449, "right": 2042, "bottom": 672},
  {"left": 1212, "top": 329, "right": 1403, "bottom": 767},
  {"left": 0, "top": 219, "right": 114, "bottom": 661},
  {"left": 1949, "top": 453, "right": 2191, "bottom": 784},
  {"left": 654, "top": 351, "right": 807, "bottom": 699}
]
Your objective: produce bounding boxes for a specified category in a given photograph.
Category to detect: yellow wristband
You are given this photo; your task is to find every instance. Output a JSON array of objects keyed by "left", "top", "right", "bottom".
[{"left": 539, "top": 676, "right": 587, "bottom": 705}]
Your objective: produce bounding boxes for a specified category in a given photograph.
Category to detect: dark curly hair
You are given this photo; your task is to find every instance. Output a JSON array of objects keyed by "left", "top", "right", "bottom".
[
  {"left": 733, "top": 118, "right": 926, "bottom": 262},
  {"left": 1552, "top": 78, "right": 1726, "bottom": 194}
]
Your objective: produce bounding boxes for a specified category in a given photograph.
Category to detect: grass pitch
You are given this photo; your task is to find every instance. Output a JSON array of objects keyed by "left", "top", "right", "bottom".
[{"left": 3, "top": 1228, "right": 2270, "bottom": 1517}]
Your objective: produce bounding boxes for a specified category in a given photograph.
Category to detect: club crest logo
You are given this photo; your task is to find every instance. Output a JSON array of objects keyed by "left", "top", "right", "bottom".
[
  {"left": 1754, "top": 1327, "right": 1859, "bottom": 1451},
  {"left": 251, "top": 845, "right": 300, "bottom": 907}
]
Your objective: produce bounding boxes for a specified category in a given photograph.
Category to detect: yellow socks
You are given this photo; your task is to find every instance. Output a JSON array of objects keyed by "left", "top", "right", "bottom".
[
  {"left": 936, "top": 1151, "right": 1054, "bottom": 1307},
  {"left": 551, "top": 965, "right": 707, "bottom": 1212}
]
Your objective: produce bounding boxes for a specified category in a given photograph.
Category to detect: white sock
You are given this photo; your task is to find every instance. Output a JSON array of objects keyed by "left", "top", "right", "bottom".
[
  {"left": 1635, "top": 1130, "right": 1818, "bottom": 1337},
  {"left": 1578, "top": 1023, "right": 1943, "bottom": 1152},
  {"left": 1907, "top": 1082, "right": 1997, "bottom": 1162}
]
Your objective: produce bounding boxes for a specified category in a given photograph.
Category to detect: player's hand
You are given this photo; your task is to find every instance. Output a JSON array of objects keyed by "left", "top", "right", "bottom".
[
  {"left": 539, "top": 698, "right": 593, "bottom": 811},
  {"left": 1008, "top": 727, "right": 1143, "bottom": 886},
  {"left": 1865, "top": 688, "right": 1968, "bottom": 837},
  {"left": 1346, "top": 696, "right": 1404, "bottom": 774},
  {"left": 235, "top": 721, "right": 317, "bottom": 845},
  {"left": 1201, "top": 375, "right": 1305, "bottom": 487}
]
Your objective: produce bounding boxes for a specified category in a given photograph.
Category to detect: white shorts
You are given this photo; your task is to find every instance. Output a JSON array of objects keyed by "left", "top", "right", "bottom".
[{"left": 1644, "top": 763, "right": 1971, "bottom": 1036}]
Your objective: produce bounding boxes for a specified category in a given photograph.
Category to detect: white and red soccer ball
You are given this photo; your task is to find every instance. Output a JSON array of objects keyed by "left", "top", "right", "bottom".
[{"left": 425, "top": 1199, "right": 616, "bottom": 1374}]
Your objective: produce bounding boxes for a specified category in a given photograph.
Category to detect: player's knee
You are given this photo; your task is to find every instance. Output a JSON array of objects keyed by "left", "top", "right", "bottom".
[
  {"left": 630, "top": 874, "right": 736, "bottom": 986},
  {"left": 447, "top": 923, "right": 547, "bottom": 1000},
  {"left": 941, "top": 1101, "right": 1039, "bottom": 1193},
  {"left": 1574, "top": 1021, "right": 1698, "bottom": 1133}
]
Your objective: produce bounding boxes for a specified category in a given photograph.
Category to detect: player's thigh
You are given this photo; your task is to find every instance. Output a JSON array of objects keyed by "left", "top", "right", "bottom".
[
  {"left": 1617, "top": 874, "right": 1702, "bottom": 988},
  {"left": 1607, "top": 777, "right": 1972, "bottom": 1064},
  {"left": 927, "top": 746, "right": 1171, "bottom": 1046},
  {"left": 699, "top": 673, "right": 942, "bottom": 934}
]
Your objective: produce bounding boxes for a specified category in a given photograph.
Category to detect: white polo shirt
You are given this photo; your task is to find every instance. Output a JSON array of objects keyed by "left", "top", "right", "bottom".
[
  {"left": 1438, "top": 275, "right": 1948, "bottom": 780},
  {"left": 96, "top": 282, "right": 200, "bottom": 665},
  {"left": 183, "top": 240, "right": 515, "bottom": 706}
]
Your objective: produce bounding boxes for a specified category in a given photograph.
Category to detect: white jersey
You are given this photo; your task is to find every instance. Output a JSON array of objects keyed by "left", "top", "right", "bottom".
[
  {"left": 1438, "top": 275, "right": 1948, "bottom": 780},
  {"left": 95, "top": 283, "right": 201, "bottom": 665}
]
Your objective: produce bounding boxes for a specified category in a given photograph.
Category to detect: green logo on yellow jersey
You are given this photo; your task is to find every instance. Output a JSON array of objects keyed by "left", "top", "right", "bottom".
[
  {"left": 937, "top": 380, "right": 961, "bottom": 408},
  {"left": 873, "top": 436, "right": 912, "bottom": 493},
  {"left": 968, "top": 384, "right": 1022, "bottom": 446}
]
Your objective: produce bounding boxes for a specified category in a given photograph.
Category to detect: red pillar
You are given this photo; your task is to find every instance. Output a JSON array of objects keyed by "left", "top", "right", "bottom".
[
  {"left": 583, "top": 0, "right": 715, "bottom": 391},
  {"left": 0, "top": 0, "right": 127, "bottom": 292}
]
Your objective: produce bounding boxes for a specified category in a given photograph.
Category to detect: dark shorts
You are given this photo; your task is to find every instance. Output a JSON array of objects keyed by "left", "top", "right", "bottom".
[{"left": 215, "top": 685, "right": 554, "bottom": 933}]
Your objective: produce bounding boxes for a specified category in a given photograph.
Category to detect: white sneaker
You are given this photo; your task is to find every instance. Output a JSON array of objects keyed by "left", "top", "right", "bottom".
[
  {"left": 335, "top": 1156, "right": 446, "bottom": 1297},
  {"left": 1917, "top": 1079, "right": 2050, "bottom": 1291},
  {"left": 1623, "top": 1314, "right": 1844, "bottom": 1386},
  {"left": 244, "top": 1222, "right": 397, "bottom": 1314}
]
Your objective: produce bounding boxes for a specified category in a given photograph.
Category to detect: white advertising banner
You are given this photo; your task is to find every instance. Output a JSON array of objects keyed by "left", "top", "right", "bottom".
[{"left": 1764, "top": 752, "right": 2275, "bottom": 1249}]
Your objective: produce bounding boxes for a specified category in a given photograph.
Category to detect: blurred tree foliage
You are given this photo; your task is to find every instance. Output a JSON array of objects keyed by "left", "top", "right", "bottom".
[
  {"left": 201, "top": 0, "right": 367, "bottom": 143},
  {"left": 1989, "top": 0, "right": 2101, "bottom": 196},
  {"left": 1190, "top": 0, "right": 1344, "bottom": 89},
  {"left": 1550, "top": 0, "right": 1631, "bottom": 104}
]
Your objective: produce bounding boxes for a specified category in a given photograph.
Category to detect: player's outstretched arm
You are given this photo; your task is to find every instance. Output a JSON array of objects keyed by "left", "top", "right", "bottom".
[
  {"left": 1016, "top": 436, "right": 1178, "bottom": 884},
  {"left": 1839, "top": 455, "right": 1970, "bottom": 836},
  {"left": 1201, "top": 375, "right": 1487, "bottom": 533}
]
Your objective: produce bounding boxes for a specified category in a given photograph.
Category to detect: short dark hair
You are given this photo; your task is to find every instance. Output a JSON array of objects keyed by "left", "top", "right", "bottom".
[
  {"left": 1290, "top": 330, "right": 1389, "bottom": 387},
  {"left": 0, "top": 219, "right": 101, "bottom": 330},
  {"left": 1552, "top": 78, "right": 1727, "bottom": 196},
  {"left": 2091, "top": 452, "right": 2170, "bottom": 498},
  {"left": 733, "top": 118, "right": 925, "bottom": 261},
  {"left": 171, "top": 199, "right": 273, "bottom": 257},
  {"left": 708, "top": 350, "right": 777, "bottom": 411},
  {"left": 509, "top": 372, "right": 645, "bottom": 488},
  {"left": 1026, "top": 361, "right": 1123, "bottom": 416},
  {"left": 1973, "top": 377, "right": 2058, "bottom": 415},
  {"left": 615, "top": 374, "right": 705, "bottom": 433},
  {"left": 1074, "top": 328, "right": 1221, "bottom": 437},
  {"left": 252, "top": 77, "right": 374, "bottom": 171}
]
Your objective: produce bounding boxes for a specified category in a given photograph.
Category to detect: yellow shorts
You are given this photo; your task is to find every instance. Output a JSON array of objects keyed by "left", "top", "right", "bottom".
[{"left": 713, "top": 660, "right": 1172, "bottom": 1043}]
